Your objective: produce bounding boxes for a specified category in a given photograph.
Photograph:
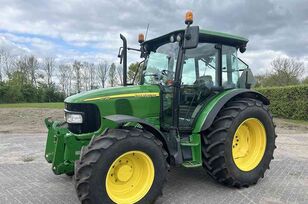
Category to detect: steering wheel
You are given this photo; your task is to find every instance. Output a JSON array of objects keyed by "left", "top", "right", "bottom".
[
  {"left": 161, "top": 70, "right": 175, "bottom": 86},
  {"left": 193, "top": 78, "right": 211, "bottom": 101},
  {"left": 161, "top": 70, "right": 174, "bottom": 76}
]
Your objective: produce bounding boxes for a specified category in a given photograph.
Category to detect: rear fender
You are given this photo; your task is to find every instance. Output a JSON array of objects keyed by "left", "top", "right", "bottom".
[{"left": 193, "top": 89, "right": 269, "bottom": 133}]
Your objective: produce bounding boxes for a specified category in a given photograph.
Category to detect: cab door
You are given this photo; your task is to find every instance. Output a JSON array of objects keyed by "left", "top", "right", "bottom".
[{"left": 178, "top": 43, "right": 218, "bottom": 132}]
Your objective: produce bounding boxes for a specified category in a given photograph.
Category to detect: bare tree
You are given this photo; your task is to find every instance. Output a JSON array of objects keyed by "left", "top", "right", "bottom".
[
  {"left": 73, "top": 60, "right": 82, "bottom": 93},
  {"left": 0, "top": 49, "right": 4, "bottom": 81},
  {"left": 1, "top": 50, "right": 14, "bottom": 79},
  {"left": 82, "top": 62, "right": 90, "bottom": 91},
  {"left": 116, "top": 65, "right": 123, "bottom": 85},
  {"left": 58, "top": 64, "right": 71, "bottom": 96},
  {"left": 14, "top": 56, "right": 29, "bottom": 85},
  {"left": 68, "top": 64, "right": 73, "bottom": 95},
  {"left": 267, "top": 57, "right": 304, "bottom": 86},
  {"left": 81, "top": 62, "right": 96, "bottom": 91},
  {"left": 89, "top": 63, "right": 96, "bottom": 90},
  {"left": 42, "top": 57, "right": 55, "bottom": 87},
  {"left": 0, "top": 53, "right": 38, "bottom": 85},
  {"left": 27, "top": 55, "right": 39, "bottom": 86},
  {"left": 109, "top": 63, "right": 117, "bottom": 87},
  {"left": 271, "top": 57, "right": 304, "bottom": 77},
  {"left": 97, "top": 61, "right": 109, "bottom": 88}
]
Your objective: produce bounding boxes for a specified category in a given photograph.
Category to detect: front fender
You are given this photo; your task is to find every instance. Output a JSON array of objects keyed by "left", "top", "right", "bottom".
[
  {"left": 103, "top": 114, "right": 181, "bottom": 164},
  {"left": 104, "top": 114, "right": 171, "bottom": 151},
  {"left": 192, "top": 89, "right": 269, "bottom": 133}
]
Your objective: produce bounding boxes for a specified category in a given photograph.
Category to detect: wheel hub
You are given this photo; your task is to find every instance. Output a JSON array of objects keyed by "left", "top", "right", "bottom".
[
  {"left": 106, "top": 151, "right": 155, "bottom": 203},
  {"left": 232, "top": 125, "right": 250, "bottom": 158},
  {"left": 116, "top": 164, "right": 133, "bottom": 182},
  {"left": 232, "top": 118, "right": 267, "bottom": 171}
]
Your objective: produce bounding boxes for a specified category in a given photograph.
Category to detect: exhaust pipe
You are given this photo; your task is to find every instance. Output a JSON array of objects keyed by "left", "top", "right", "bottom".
[{"left": 120, "top": 34, "right": 127, "bottom": 86}]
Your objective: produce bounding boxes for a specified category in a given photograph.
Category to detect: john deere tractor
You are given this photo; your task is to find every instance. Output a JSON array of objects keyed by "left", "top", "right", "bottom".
[{"left": 45, "top": 11, "right": 276, "bottom": 204}]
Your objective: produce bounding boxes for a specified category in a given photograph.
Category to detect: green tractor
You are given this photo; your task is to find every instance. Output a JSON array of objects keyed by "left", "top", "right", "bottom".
[{"left": 45, "top": 11, "right": 276, "bottom": 204}]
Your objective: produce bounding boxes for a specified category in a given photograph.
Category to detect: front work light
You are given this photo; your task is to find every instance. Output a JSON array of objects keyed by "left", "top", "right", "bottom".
[{"left": 65, "top": 113, "right": 83, "bottom": 124}]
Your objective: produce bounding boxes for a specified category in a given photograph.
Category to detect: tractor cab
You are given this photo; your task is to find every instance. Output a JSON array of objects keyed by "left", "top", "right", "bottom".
[
  {"left": 140, "top": 29, "right": 251, "bottom": 132},
  {"left": 118, "top": 12, "right": 253, "bottom": 135}
]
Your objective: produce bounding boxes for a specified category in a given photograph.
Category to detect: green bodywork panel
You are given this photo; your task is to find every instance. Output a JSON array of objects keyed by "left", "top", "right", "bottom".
[
  {"left": 66, "top": 84, "right": 161, "bottom": 136},
  {"left": 45, "top": 85, "right": 161, "bottom": 174},
  {"left": 181, "top": 89, "right": 238, "bottom": 167},
  {"left": 192, "top": 89, "right": 238, "bottom": 133},
  {"left": 199, "top": 29, "right": 248, "bottom": 44}
]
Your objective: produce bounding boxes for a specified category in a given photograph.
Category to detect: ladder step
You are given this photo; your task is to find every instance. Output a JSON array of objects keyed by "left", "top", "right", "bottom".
[
  {"left": 180, "top": 141, "right": 199, "bottom": 146},
  {"left": 182, "top": 161, "right": 202, "bottom": 168}
]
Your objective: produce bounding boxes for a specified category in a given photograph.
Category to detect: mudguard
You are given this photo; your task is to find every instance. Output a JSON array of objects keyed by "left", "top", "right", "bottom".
[
  {"left": 193, "top": 89, "right": 269, "bottom": 133},
  {"left": 104, "top": 114, "right": 181, "bottom": 164}
]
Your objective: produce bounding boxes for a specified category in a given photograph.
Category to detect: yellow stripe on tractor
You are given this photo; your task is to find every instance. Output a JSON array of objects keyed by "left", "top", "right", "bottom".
[{"left": 84, "top": 92, "right": 160, "bottom": 101}]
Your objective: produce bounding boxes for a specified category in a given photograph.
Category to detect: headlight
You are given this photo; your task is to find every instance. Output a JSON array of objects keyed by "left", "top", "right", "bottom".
[{"left": 65, "top": 113, "right": 83, "bottom": 124}]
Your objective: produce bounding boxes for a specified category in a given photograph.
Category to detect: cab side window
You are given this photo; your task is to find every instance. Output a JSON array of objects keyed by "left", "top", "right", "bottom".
[
  {"left": 182, "top": 58, "right": 196, "bottom": 85},
  {"left": 222, "top": 45, "right": 239, "bottom": 88}
]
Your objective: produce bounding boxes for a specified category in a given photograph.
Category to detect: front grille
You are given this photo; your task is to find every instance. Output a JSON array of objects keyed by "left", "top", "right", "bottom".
[{"left": 65, "top": 103, "right": 101, "bottom": 134}]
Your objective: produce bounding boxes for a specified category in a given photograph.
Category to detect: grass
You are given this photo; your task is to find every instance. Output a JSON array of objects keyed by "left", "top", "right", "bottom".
[
  {"left": 0, "top": 103, "right": 307, "bottom": 126},
  {"left": 0, "top": 102, "right": 64, "bottom": 109},
  {"left": 275, "top": 118, "right": 308, "bottom": 126}
]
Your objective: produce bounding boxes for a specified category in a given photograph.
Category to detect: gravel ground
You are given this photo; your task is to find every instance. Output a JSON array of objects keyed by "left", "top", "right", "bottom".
[{"left": 0, "top": 108, "right": 308, "bottom": 204}]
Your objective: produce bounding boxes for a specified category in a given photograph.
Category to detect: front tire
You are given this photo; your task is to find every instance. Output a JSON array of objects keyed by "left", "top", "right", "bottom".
[
  {"left": 75, "top": 128, "right": 168, "bottom": 204},
  {"left": 202, "top": 98, "right": 277, "bottom": 187}
]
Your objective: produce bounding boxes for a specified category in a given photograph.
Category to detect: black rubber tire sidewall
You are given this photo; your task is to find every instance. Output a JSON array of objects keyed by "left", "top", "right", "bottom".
[
  {"left": 86, "top": 136, "right": 166, "bottom": 204},
  {"left": 224, "top": 105, "right": 276, "bottom": 184}
]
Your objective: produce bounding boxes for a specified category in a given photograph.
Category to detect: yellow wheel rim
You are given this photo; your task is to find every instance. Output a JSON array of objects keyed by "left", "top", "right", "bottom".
[
  {"left": 232, "top": 118, "right": 266, "bottom": 171},
  {"left": 106, "top": 151, "right": 154, "bottom": 204}
]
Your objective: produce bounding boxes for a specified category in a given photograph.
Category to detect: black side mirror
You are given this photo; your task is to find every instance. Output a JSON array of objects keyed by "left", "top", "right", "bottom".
[
  {"left": 238, "top": 68, "right": 256, "bottom": 89},
  {"left": 183, "top": 26, "right": 199, "bottom": 49}
]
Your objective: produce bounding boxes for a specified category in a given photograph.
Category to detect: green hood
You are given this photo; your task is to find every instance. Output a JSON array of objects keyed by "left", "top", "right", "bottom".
[
  {"left": 64, "top": 85, "right": 161, "bottom": 121},
  {"left": 65, "top": 85, "right": 160, "bottom": 103}
]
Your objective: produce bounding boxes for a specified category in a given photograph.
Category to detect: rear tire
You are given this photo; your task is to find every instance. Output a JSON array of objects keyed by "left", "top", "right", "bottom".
[
  {"left": 74, "top": 128, "right": 168, "bottom": 204},
  {"left": 201, "top": 98, "right": 277, "bottom": 187}
]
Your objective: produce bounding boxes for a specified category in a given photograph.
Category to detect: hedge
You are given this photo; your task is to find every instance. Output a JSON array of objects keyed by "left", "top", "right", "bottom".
[{"left": 255, "top": 85, "right": 308, "bottom": 121}]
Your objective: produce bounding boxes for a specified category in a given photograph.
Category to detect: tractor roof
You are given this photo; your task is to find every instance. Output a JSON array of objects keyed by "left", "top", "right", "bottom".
[{"left": 143, "top": 29, "right": 248, "bottom": 52}]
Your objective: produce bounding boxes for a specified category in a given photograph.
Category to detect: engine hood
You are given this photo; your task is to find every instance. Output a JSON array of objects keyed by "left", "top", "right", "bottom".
[{"left": 64, "top": 85, "right": 160, "bottom": 103}]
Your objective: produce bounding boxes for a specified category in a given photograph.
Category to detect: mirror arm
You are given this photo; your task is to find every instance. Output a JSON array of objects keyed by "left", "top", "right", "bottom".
[
  {"left": 184, "top": 22, "right": 191, "bottom": 41},
  {"left": 127, "top": 47, "right": 141, "bottom": 52}
]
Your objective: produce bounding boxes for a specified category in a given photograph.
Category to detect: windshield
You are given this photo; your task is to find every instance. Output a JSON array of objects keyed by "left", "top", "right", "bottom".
[{"left": 143, "top": 42, "right": 179, "bottom": 85}]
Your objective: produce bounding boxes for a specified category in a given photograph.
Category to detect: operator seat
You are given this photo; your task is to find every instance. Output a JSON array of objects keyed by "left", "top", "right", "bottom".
[
  {"left": 194, "top": 75, "right": 214, "bottom": 88},
  {"left": 193, "top": 75, "right": 213, "bottom": 101}
]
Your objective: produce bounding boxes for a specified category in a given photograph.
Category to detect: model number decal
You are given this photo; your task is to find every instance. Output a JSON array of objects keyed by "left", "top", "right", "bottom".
[{"left": 84, "top": 92, "right": 160, "bottom": 101}]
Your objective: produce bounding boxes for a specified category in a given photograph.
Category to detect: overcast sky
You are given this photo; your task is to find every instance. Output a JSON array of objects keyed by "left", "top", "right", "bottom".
[{"left": 0, "top": 0, "right": 307, "bottom": 76}]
